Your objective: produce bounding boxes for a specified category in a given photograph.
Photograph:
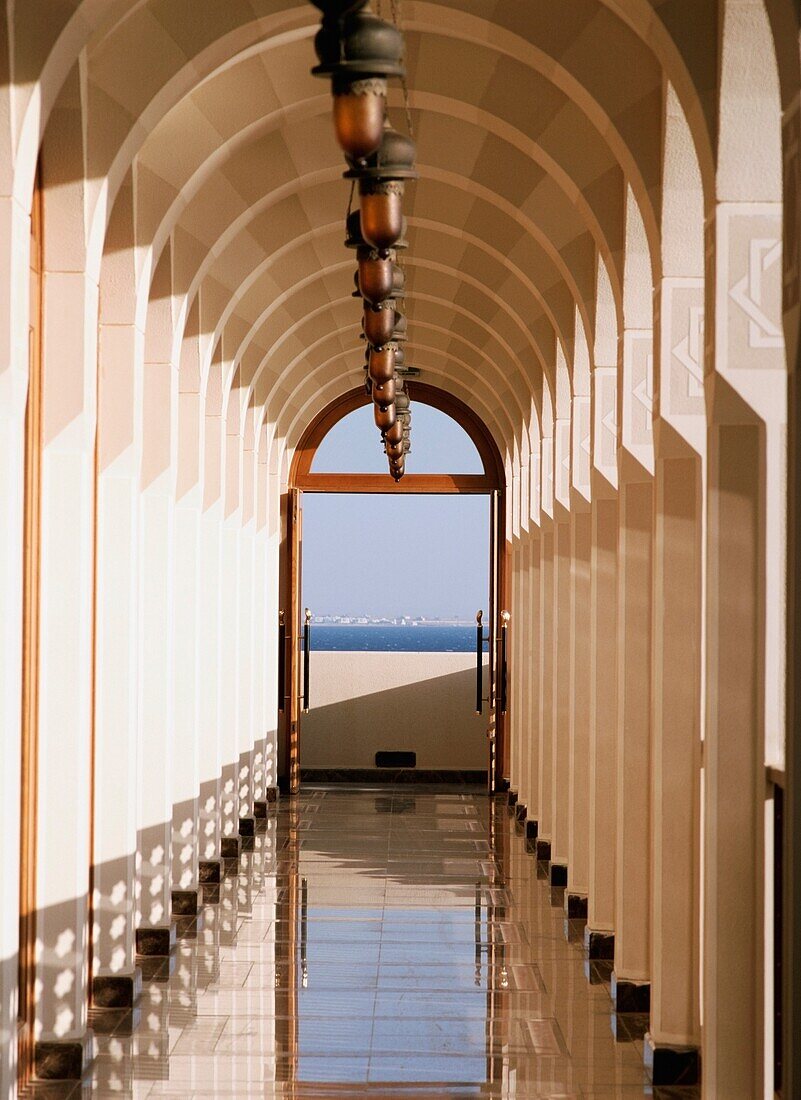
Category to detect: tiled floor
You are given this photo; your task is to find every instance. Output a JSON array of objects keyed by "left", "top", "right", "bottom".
[{"left": 26, "top": 787, "right": 700, "bottom": 1098}]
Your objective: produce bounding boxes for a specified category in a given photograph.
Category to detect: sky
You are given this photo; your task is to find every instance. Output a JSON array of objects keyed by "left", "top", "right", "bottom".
[{"left": 301, "top": 404, "right": 490, "bottom": 620}]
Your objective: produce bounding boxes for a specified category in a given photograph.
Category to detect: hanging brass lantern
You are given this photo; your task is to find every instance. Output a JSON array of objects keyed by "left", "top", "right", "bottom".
[
  {"left": 353, "top": 262, "right": 404, "bottom": 300},
  {"left": 372, "top": 375, "right": 396, "bottom": 410},
  {"left": 374, "top": 403, "right": 396, "bottom": 431},
  {"left": 383, "top": 418, "right": 404, "bottom": 445},
  {"left": 363, "top": 302, "right": 401, "bottom": 346},
  {"left": 368, "top": 343, "right": 396, "bottom": 384},
  {"left": 357, "top": 248, "right": 394, "bottom": 306},
  {"left": 346, "top": 124, "right": 418, "bottom": 253},
  {"left": 313, "top": 10, "right": 404, "bottom": 162},
  {"left": 346, "top": 208, "right": 407, "bottom": 251}
]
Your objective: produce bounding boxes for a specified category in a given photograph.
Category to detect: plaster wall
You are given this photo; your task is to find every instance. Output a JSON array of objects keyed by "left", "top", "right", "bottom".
[{"left": 301, "top": 651, "right": 489, "bottom": 771}]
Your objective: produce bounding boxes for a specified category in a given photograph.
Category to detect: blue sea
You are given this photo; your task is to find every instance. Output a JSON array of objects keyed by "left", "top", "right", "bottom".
[{"left": 310, "top": 625, "right": 475, "bottom": 652}]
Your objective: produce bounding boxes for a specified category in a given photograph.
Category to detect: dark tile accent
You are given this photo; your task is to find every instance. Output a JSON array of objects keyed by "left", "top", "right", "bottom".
[
  {"left": 171, "top": 889, "right": 198, "bottom": 916},
  {"left": 265, "top": 786, "right": 279, "bottom": 802},
  {"left": 612, "top": 973, "right": 651, "bottom": 1013},
  {"left": 220, "top": 837, "right": 239, "bottom": 858},
  {"left": 566, "top": 892, "right": 588, "bottom": 920},
  {"left": 135, "top": 923, "right": 176, "bottom": 957},
  {"left": 199, "top": 859, "right": 221, "bottom": 884},
  {"left": 612, "top": 1012, "right": 649, "bottom": 1043},
  {"left": 300, "top": 767, "right": 487, "bottom": 785},
  {"left": 525, "top": 818, "right": 538, "bottom": 840},
  {"left": 91, "top": 968, "right": 142, "bottom": 1009},
  {"left": 585, "top": 927, "right": 615, "bottom": 960},
  {"left": 497, "top": 776, "right": 511, "bottom": 793},
  {"left": 645, "top": 1033, "right": 701, "bottom": 1086},
  {"left": 238, "top": 816, "right": 255, "bottom": 837},
  {"left": 507, "top": 789, "right": 518, "bottom": 808},
  {"left": 253, "top": 800, "right": 268, "bottom": 818},
  {"left": 535, "top": 838, "right": 551, "bottom": 862},
  {"left": 514, "top": 802, "right": 527, "bottom": 824},
  {"left": 550, "top": 862, "right": 568, "bottom": 888},
  {"left": 34, "top": 1034, "right": 94, "bottom": 1080}
]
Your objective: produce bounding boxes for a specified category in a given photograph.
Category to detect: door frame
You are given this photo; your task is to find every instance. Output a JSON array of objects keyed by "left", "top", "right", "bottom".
[
  {"left": 278, "top": 383, "right": 509, "bottom": 792},
  {"left": 18, "top": 169, "right": 42, "bottom": 1088}
]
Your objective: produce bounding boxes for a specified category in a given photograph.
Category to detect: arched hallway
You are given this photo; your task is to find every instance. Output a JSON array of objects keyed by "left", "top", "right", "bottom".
[{"left": 2, "top": 1, "right": 801, "bottom": 1097}]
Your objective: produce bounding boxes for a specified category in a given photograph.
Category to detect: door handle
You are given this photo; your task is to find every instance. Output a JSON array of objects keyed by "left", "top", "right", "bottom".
[
  {"left": 278, "top": 610, "right": 286, "bottom": 713},
  {"left": 475, "top": 610, "right": 484, "bottom": 714},
  {"left": 499, "top": 610, "right": 510, "bottom": 715},
  {"left": 303, "top": 608, "right": 312, "bottom": 713}
]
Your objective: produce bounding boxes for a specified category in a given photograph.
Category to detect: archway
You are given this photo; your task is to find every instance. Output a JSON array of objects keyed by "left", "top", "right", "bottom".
[{"left": 279, "top": 385, "right": 507, "bottom": 795}]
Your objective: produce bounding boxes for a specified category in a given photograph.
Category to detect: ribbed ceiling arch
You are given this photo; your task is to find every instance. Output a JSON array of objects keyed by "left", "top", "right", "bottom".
[{"left": 12, "top": 0, "right": 718, "bottom": 479}]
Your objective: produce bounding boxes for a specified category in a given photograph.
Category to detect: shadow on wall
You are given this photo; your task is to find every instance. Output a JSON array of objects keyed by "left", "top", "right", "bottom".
[{"left": 302, "top": 653, "right": 489, "bottom": 771}]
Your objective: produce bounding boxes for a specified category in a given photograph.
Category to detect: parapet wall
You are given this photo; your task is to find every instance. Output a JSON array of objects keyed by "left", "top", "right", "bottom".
[{"left": 301, "top": 651, "right": 490, "bottom": 771}]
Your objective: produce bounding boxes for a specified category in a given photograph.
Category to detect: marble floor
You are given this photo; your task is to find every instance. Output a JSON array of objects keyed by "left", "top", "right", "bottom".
[{"left": 25, "top": 787, "right": 700, "bottom": 1098}]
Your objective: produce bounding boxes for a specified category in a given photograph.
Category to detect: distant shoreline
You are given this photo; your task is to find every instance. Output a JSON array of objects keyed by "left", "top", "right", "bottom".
[{"left": 311, "top": 621, "right": 476, "bottom": 627}]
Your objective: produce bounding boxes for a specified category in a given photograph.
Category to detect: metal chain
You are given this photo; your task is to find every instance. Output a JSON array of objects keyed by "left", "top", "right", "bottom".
[{"left": 389, "top": 0, "right": 414, "bottom": 138}]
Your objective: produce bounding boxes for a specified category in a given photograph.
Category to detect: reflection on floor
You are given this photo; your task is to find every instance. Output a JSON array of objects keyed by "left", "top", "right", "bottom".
[{"left": 25, "top": 787, "right": 701, "bottom": 1098}]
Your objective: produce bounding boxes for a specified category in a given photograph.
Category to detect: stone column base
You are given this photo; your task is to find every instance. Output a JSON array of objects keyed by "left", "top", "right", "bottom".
[
  {"left": 549, "top": 863, "right": 568, "bottom": 887},
  {"left": 135, "top": 923, "right": 177, "bottom": 957},
  {"left": 566, "top": 893, "right": 588, "bottom": 920},
  {"left": 611, "top": 972, "right": 651, "bottom": 1013},
  {"left": 199, "top": 859, "right": 222, "bottom": 903},
  {"left": 171, "top": 889, "right": 198, "bottom": 916},
  {"left": 92, "top": 968, "right": 142, "bottom": 1009},
  {"left": 644, "top": 1033, "right": 701, "bottom": 1086},
  {"left": 199, "top": 859, "right": 221, "bottom": 884},
  {"left": 584, "top": 926, "right": 615, "bottom": 959},
  {"left": 34, "top": 1032, "right": 94, "bottom": 1080},
  {"left": 221, "top": 836, "right": 240, "bottom": 858}
]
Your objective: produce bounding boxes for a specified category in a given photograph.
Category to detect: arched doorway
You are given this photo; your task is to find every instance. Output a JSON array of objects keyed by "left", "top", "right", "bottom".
[{"left": 278, "top": 384, "right": 508, "bottom": 795}]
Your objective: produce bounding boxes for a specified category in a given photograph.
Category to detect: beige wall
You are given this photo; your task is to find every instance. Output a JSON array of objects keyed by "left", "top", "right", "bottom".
[{"left": 302, "top": 651, "right": 489, "bottom": 771}]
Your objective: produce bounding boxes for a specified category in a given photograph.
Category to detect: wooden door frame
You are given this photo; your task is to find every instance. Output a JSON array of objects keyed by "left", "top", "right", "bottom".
[
  {"left": 278, "top": 384, "right": 509, "bottom": 790},
  {"left": 18, "top": 171, "right": 42, "bottom": 1088}
]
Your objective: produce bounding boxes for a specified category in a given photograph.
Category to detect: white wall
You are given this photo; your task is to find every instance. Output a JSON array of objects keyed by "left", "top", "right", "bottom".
[{"left": 302, "top": 651, "right": 489, "bottom": 771}]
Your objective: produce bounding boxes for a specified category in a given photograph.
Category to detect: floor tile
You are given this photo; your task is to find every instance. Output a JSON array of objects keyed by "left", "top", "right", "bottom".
[{"left": 54, "top": 786, "right": 700, "bottom": 1099}]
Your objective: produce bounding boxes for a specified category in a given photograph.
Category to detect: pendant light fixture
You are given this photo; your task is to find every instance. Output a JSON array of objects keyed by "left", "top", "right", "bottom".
[
  {"left": 312, "top": 7, "right": 404, "bottom": 162},
  {"left": 345, "top": 124, "right": 418, "bottom": 253},
  {"left": 309, "top": 0, "right": 418, "bottom": 480}
]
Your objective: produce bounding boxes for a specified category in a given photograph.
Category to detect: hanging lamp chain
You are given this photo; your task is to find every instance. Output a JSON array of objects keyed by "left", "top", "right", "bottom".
[{"left": 388, "top": 0, "right": 414, "bottom": 138}]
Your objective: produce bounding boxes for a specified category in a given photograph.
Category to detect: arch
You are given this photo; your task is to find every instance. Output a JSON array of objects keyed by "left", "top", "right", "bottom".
[{"left": 290, "top": 383, "right": 504, "bottom": 494}]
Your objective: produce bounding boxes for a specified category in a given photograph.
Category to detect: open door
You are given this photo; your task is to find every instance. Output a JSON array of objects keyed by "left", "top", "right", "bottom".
[{"left": 279, "top": 487, "right": 307, "bottom": 794}]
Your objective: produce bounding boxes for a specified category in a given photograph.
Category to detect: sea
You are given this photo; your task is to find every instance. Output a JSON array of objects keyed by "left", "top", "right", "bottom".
[{"left": 310, "top": 624, "right": 475, "bottom": 652}]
